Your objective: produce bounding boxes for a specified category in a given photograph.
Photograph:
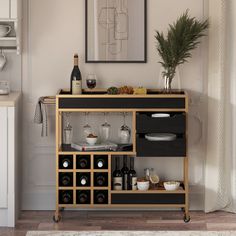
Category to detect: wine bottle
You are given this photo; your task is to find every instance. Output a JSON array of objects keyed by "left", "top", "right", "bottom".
[
  {"left": 59, "top": 155, "right": 73, "bottom": 169},
  {"left": 60, "top": 191, "right": 72, "bottom": 204},
  {"left": 78, "top": 157, "right": 88, "bottom": 169},
  {"left": 78, "top": 192, "right": 89, "bottom": 204},
  {"left": 95, "top": 174, "right": 106, "bottom": 186},
  {"left": 59, "top": 173, "right": 73, "bottom": 187},
  {"left": 128, "top": 157, "right": 137, "bottom": 190},
  {"left": 121, "top": 155, "right": 129, "bottom": 190},
  {"left": 96, "top": 158, "right": 104, "bottom": 169},
  {"left": 80, "top": 175, "right": 88, "bottom": 186},
  {"left": 113, "top": 156, "right": 122, "bottom": 190},
  {"left": 70, "top": 54, "right": 82, "bottom": 95},
  {"left": 62, "top": 159, "right": 70, "bottom": 168},
  {"left": 94, "top": 191, "right": 107, "bottom": 204}
]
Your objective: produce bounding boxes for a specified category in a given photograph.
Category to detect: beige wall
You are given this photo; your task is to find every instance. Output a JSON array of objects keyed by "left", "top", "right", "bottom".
[{"left": 21, "top": 0, "right": 208, "bottom": 210}]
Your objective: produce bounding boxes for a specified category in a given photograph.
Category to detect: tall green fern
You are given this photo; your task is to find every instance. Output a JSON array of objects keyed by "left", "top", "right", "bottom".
[{"left": 155, "top": 10, "right": 209, "bottom": 83}]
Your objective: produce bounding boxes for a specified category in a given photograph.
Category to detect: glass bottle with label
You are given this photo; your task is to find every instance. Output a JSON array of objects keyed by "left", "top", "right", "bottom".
[
  {"left": 121, "top": 156, "right": 129, "bottom": 190},
  {"left": 113, "top": 157, "right": 122, "bottom": 190},
  {"left": 70, "top": 54, "right": 82, "bottom": 95},
  {"left": 128, "top": 157, "right": 137, "bottom": 190}
]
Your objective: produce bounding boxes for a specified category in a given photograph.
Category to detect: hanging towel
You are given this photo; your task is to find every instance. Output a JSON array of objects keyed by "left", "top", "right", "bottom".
[{"left": 34, "top": 97, "right": 48, "bottom": 137}]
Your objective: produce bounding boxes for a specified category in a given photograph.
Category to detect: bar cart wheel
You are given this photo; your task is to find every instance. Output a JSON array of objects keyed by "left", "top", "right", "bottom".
[
  {"left": 53, "top": 214, "right": 62, "bottom": 223},
  {"left": 183, "top": 214, "right": 191, "bottom": 223}
]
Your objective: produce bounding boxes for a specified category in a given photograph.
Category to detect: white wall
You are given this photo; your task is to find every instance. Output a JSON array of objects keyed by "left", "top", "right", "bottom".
[{"left": 21, "top": 0, "right": 208, "bottom": 210}]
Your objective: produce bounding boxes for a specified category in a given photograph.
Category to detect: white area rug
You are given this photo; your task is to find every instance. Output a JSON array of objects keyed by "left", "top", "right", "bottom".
[{"left": 26, "top": 231, "right": 236, "bottom": 236}]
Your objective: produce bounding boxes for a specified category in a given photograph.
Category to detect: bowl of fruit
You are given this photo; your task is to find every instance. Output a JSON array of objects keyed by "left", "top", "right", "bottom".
[
  {"left": 86, "top": 134, "right": 98, "bottom": 145},
  {"left": 164, "top": 181, "right": 180, "bottom": 191}
]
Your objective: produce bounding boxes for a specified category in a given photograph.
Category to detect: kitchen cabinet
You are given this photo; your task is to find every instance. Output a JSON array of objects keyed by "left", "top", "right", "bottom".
[
  {"left": 0, "top": 92, "right": 21, "bottom": 227},
  {"left": 0, "top": 0, "right": 22, "bottom": 54},
  {"left": 0, "top": 0, "right": 21, "bottom": 19}
]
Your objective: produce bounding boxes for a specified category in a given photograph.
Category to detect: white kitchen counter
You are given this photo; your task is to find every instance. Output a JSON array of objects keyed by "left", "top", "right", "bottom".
[{"left": 0, "top": 92, "right": 21, "bottom": 107}]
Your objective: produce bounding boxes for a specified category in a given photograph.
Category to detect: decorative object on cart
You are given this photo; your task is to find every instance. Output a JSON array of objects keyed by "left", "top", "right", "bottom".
[
  {"left": 119, "top": 86, "right": 134, "bottom": 95},
  {"left": 86, "top": 0, "right": 147, "bottom": 63},
  {"left": 0, "top": 80, "right": 10, "bottom": 95},
  {"left": 70, "top": 54, "right": 82, "bottom": 95},
  {"left": 107, "top": 87, "right": 119, "bottom": 95},
  {"left": 86, "top": 133, "right": 98, "bottom": 145},
  {"left": 0, "top": 49, "right": 7, "bottom": 71},
  {"left": 137, "top": 178, "right": 150, "bottom": 191},
  {"left": 133, "top": 87, "right": 147, "bottom": 95},
  {"left": 71, "top": 142, "right": 118, "bottom": 151},
  {"left": 86, "top": 73, "right": 97, "bottom": 90},
  {"left": 155, "top": 10, "right": 209, "bottom": 93},
  {"left": 0, "top": 25, "right": 12, "bottom": 37},
  {"left": 164, "top": 181, "right": 180, "bottom": 191},
  {"left": 119, "top": 113, "right": 131, "bottom": 144}
]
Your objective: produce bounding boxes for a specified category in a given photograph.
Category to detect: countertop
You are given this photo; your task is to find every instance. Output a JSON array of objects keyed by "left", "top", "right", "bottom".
[{"left": 0, "top": 92, "right": 21, "bottom": 107}]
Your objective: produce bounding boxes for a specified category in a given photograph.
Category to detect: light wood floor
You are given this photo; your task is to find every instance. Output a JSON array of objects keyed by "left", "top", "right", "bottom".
[{"left": 0, "top": 210, "right": 236, "bottom": 235}]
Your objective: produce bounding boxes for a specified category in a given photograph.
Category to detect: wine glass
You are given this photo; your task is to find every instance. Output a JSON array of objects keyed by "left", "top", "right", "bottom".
[
  {"left": 63, "top": 113, "right": 73, "bottom": 145},
  {"left": 83, "top": 113, "right": 92, "bottom": 140},
  {"left": 86, "top": 74, "right": 97, "bottom": 90},
  {"left": 100, "top": 113, "right": 111, "bottom": 143},
  {"left": 118, "top": 113, "right": 131, "bottom": 144}
]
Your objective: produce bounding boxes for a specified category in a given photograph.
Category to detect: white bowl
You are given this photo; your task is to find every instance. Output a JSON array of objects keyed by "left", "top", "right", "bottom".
[
  {"left": 164, "top": 181, "right": 180, "bottom": 191},
  {"left": 137, "top": 181, "right": 150, "bottom": 191},
  {"left": 86, "top": 137, "right": 98, "bottom": 145}
]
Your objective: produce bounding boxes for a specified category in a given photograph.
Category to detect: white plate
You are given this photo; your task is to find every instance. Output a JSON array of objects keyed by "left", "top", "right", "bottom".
[
  {"left": 151, "top": 113, "right": 170, "bottom": 118},
  {"left": 145, "top": 133, "right": 177, "bottom": 141}
]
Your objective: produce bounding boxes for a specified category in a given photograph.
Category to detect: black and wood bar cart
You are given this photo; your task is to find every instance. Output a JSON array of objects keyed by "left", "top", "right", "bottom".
[{"left": 54, "top": 89, "right": 190, "bottom": 223}]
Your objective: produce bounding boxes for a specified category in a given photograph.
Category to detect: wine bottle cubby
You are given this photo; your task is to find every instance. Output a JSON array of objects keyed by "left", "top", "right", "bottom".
[{"left": 54, "top": 89, "right": 190, "bottom": 223}]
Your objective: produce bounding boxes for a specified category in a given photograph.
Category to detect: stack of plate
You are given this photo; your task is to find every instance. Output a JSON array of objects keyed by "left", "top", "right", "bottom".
[
  {"left": 151, "top": 113, "right": 170, "bottom": 118},
  {"left": 145, "top": 133, "right": 177, "bottom": 141}
]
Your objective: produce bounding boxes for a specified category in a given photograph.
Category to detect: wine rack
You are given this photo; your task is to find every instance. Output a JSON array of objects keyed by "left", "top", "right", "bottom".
[{"left": 55, "top": 89, "right": 190, "bottom": 223}]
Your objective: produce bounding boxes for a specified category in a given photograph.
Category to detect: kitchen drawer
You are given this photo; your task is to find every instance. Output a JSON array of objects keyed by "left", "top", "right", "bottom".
[
  {"left": 136, "top": 136, "right": 186, "bottom": 157},
  {"left": 136, "top": 113, "right": 186, "bottom": 134},
  {"left": 111, "top": 193, "right": 185, "bottom": 204}
]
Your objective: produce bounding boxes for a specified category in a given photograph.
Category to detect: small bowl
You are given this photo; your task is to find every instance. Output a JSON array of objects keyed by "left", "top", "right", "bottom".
[
  {"left": 164, "top": 181, "right": 180, "bottom": 191},
  {"left": 137, "top": 181, "right": 150, "bottom": 191},
  {"left": 86, "top": 137, "right": 98, "bottom": 145}
]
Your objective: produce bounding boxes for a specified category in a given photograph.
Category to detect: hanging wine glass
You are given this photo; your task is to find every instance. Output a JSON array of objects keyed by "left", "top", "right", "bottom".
[
  {"left": 118, "top": 112, "right": 131, "bottom": 144},
  {"left": 83, "top": 112, "right": 92, "bottom": 140},
  {"left": 63, "top": 113, "right": 73, "bottom": 145},
  {"left": 100, "top": 112, "right": 111, "bottom": 143}
]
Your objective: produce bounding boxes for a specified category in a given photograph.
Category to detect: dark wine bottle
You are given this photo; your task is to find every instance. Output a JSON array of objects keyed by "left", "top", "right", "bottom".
[
  {"left": 70, "top": 54, "right": 82, "bottom": 95},
  {"left": 78, "top": 192, "right": 88, "bottom": 204},
  {"left": 95, "top": 192, "right": 106, "bottom": 204},
  {"left": 121, "top": 155, "right": 129, "bottom": 190},
  {"left": 128, "top": 157, "right": 137, "bottom": 190},
  {"left": 96, "top": 174, "right": 106, "bottom": 186},
  {"left": 61, "top": 191, "right": 72, "bottom": 204},
  {"left": 113, "top": 156, "right": 122, "bottom": 190},
  {"left": 59, "top": 173, "right": 73, "bottom": 187},
  {"left": 96, "top": 158, "right": 104, "bottom": 169},
  {"left": 78, "top": 157, "right": 88, "bottom": 169},
  {"left": 59, "top": 155, "right": 73, "bottom": 169}
]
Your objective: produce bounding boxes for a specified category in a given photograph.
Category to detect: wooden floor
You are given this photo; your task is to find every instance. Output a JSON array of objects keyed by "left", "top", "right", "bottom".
[{"left": 0, "top": 210, "right": 236, "bottom": 235}]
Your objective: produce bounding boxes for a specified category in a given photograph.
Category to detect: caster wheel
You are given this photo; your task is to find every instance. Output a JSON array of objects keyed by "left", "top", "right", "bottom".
[
  {"left": 183, "top": 215, "right": 191, "bottom": 223},
  {"left": 53, "top": 214, "right": 61, "bottom": 223}
]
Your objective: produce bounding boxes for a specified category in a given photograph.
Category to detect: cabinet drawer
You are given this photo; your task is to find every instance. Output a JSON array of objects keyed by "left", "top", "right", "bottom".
[
  {"left": 111, "top": 193, "right": 185, "bottom": 204},
  {"left": 136, "top": 113, "right": 186, "bottom": 134},
  {"left": 136, "top": 136, "right": 186, "bottom": 157}
]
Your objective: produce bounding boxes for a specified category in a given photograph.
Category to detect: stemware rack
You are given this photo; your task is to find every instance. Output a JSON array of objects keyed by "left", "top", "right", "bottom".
[{"left": 54, "top": 89, "right": 190, "bottom": 223}]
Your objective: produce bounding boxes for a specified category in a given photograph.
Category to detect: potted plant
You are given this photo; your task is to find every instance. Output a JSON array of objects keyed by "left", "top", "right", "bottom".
[{"left": 155, "top": 10, "right": 209, "bottom": 93}]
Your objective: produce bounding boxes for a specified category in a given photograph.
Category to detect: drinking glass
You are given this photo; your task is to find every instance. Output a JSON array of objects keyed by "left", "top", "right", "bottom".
[
  {"left": 118, "top": 113, "right": 131, "bottom": 144},
  {"left": 100, "top": 113, "right": 111, "bottom": 143},
  {"left": 63, "top": 113, "right": 73, "bottom": 145},
  {"left": 83, "top": 113, "right": 92, "bottom": 140},
  {"left": 86, "top": 74, "right": 97, "bottom": 90}
]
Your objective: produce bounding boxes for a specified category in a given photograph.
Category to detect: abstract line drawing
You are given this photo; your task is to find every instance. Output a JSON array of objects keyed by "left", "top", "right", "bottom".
[{"left": 98, "top": 0, "right": 129, "bottom": 56}]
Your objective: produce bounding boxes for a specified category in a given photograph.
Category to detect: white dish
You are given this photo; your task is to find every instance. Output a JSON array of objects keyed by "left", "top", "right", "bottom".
[
  {"left": 0, "top": 25, "right": 12, "bottom": 37},
  {"left": 145, "top": 133, "right": 177, "bottom": 141},
  {"left": 86, "top": 137, "right": 98, "bottom": 145},
  {"left": 151, "top": 113, "right": 170, "bottom": 118},
  {"left": 137, "top": 181, "right": 149, "bottom": 191},
  {"left": 164, "top": 181, "right": 180, "bottom": 191}
]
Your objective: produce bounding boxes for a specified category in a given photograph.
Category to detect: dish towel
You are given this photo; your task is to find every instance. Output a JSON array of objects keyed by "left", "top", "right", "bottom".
[{"left": 34, "top": 97, "right": 48, "bottom": 137}]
